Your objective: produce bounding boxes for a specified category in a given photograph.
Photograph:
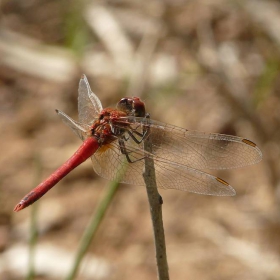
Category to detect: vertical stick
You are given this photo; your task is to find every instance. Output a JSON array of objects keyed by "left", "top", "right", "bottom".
[{"left": 143, "top": 129, "right": 169, "bottom": 280}]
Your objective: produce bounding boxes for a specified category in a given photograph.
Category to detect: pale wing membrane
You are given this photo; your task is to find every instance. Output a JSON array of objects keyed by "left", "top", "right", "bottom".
[
  {"left": 56, "top": 109, "right": 90, "bottom": 141},
  {"left": 78, "top": 75, "right": 103, "bottom": 124},
  {"left": 91, "top": 140, "right": 235, "bottom": 196},
  {"left": 152, "top": 160, "right": 235, "bottom": 196},
  {"left": 91, "top": 140, "right": 146, "bottom": 186},
  {"left": 113, "top": 117, "right": 262, "bottom": 170}
]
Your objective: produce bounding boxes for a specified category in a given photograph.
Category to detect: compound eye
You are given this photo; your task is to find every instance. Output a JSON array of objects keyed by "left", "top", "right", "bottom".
[
  {"left": 119, "top": 98, "right": 128, "bottom": 104},
  {"left": 117, "top": 97, "right": 133, "bottom": 112}
]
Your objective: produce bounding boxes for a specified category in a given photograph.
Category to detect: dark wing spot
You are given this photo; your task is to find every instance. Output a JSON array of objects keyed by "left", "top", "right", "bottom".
[
  {"left": 242, "top": 139, "right": 257, "bottom": 147},
  {"left": 216, "top": 177, "right": 230, "bottom": 186}
]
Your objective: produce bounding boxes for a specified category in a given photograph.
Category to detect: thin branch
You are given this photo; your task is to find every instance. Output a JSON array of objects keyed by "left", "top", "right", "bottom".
[{"left": 143, "top": 128, "right": 169, "bottom": 280}]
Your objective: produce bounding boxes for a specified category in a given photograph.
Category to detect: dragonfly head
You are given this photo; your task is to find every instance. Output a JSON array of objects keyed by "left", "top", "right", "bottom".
[{"left": 117, "top": 97, "right": 146, "bottom": 117}]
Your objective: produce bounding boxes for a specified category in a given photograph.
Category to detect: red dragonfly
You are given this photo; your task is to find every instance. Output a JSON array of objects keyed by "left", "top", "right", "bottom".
[{"left": 14, "top": 75, "right": 262, "bottom": 212}]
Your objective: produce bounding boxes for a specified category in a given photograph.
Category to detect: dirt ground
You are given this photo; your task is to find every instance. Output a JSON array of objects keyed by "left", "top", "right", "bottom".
[{"left": 1, "top": 0, "right": 280, "bottom": 279}]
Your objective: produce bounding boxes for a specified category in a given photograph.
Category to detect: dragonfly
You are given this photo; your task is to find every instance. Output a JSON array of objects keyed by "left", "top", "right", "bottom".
[{"left": 14, "top": 75, "right": 262, "bottom": 212}]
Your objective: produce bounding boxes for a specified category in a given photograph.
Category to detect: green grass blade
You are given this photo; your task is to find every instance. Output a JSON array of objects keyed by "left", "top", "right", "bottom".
[{"left": 65, "top": 161, "right": 127, "bottom": 280}]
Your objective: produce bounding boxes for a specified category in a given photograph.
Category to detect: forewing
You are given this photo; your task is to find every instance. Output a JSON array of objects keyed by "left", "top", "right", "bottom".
[
  {"left": 113, "top": 117, "right": 262, "bottom": 170},
  {"left": 56, "top": 109, "right": 90, "bottom": 141},
  {"left": 78, "top": 74, "right": 103, "bottom": 124}
]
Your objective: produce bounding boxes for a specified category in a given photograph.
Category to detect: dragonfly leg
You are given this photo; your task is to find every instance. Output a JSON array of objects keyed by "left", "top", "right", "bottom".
[
  {"left": 118, "top": 138, "right": 146, "bottom": 163},
  {"left": 126, "top": 129, "right": 148, "bottom": 144},
  {"left": 123, "top": 134, "right": 130, "bottom": 141},
  {"left": 121, "top": 127, "right": 147, "bottom": 143},
  {"left": 126, "top": 113, "right": 151, "bottom": 144}
]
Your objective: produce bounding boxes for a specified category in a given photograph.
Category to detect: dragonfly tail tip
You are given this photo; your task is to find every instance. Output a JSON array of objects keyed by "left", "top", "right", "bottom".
[{"left": 13, "top": 203, "right": 25, "bottom": 212}]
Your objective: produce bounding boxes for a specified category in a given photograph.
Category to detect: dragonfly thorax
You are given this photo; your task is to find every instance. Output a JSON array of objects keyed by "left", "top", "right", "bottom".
[
  {"left": 91, "top": 108, "right": 128, "bottom": 145},
  {"left": 91, "top": 98, "right": 146, "bottom": 145}
]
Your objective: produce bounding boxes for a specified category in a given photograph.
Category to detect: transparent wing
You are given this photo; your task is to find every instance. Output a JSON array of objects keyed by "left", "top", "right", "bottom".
[
  {"left": 112, "top": 117, "right": 262, "bottom": 170},
  {"left": 78, "top": 74, "right": 103, "bottom": 124},
  {"left": 91, "top": 141, "right": 236, "bottom": 196},
  {"left": 92, "top": 141, "right": 146, "bottom": 186},
  {"left": 56, "top": 109, "right": 90, "bottom": 141}
]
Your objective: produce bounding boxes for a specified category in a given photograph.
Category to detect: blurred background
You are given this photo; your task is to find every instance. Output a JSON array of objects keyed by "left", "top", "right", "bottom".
[{"left": 1, "top": 0, "right": 280, "bottom": 279}]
